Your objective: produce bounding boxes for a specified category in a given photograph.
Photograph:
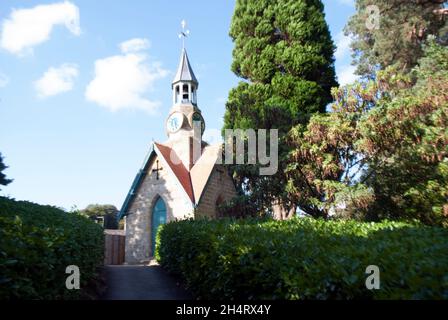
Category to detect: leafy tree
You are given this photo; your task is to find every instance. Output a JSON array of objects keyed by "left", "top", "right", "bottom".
[
  {"left": 345, "top": 0, "right": 447, "bottom": 77},
  {"left": 80, "top": 204, "right": 119, "bottom": 229},
  {"left": 359, "top": 42, "right": 448, "bottom": 224},
  {"left": 223, "top": 0, "right": 338, "bottom": 219},
  {"left": 285, "top": 42, "right": 448, "bottom": 225},
  {"left": 0, "top": 152, "right": 12, "bottom": 190},
  {"left": 285, "top": 83, "right": 374, "bottom": 218}
]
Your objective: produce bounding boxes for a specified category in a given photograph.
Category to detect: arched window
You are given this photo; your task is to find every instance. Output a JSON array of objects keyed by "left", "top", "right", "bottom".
[
  {"left": 175, "top": 85, "right": 180, "bottom": 103},
  {"left": 182, "top": 84, "right": 189, "bottom": 100},
  {"left": 192, "top": 86, "right": 197, "bottom": 103},
  {"left": 151, "top": 197, "right": 167, "bottom": 256}
]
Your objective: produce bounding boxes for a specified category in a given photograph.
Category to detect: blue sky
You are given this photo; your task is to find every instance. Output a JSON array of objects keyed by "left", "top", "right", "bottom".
[{"left": 0, "top": 0, "right": 356, "bottom": 210}]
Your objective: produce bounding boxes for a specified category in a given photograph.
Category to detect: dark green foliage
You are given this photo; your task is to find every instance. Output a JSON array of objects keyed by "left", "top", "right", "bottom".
[
  {"left": 0, "top": 196, "right": 104, "bottom": 299},
  {"left": 345, "top": 0, "right": 447, "bottom": 77},
  {"left": 157, "top": 218, "right": 448, "bottom": 300},
  {"left": 0, "top": 152, "right": 12, "bottom": 189},
  {"left": 359, "top": 43, "right": 448, "bottom": 224},
  {"left": 284, "top": 42, "right": 448, "bottom": 224},
  {"left": 217, "top": 194, "right": 261, "bottom": 218},
  {"left": 80, "top": 204, "right": 119, "bottom": 229},
  {"left": 223, "top": 0, "right": 337, "bottom": 217}
]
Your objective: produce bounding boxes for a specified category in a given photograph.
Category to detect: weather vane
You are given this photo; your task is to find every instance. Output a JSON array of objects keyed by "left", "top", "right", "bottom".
[{"left": 178, "top": 19, "right": 190, "bottom": 49}]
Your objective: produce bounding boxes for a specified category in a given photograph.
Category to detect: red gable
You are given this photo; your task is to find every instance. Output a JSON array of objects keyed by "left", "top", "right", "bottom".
[{"left": 154, "top": 142, "right": 195, "bottom": 203}]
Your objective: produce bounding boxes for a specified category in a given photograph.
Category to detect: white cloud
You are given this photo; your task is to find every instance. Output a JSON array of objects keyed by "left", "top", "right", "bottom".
[
  {"left": 34, "top": 63, "right": 79, "bottom": 98},
  {"left": 0, "top": 1, "right": 80, "bottom": 55},
  {"left": 337, "top": 65, "right": 359, "bottom": 86},
  {"left": 85, "top": 38, "right": 168, "bottom": 113},
  {"left": 120, "top": 38, "right": 150, "bottom": 53},
  {"left": 335, "top": 32, "right": 352, "bottom": 60},
  {"left": 0, "top": 72, "right": 9, "bottom": 88}
]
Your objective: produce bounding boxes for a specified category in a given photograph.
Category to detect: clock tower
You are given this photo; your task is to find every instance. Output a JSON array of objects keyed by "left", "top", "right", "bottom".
[
  {"left": 119, "top": 22, "right": 238, "bottom": 263},
  {"left": 166, "top": 48, "right": 205, "bottom": 170}
]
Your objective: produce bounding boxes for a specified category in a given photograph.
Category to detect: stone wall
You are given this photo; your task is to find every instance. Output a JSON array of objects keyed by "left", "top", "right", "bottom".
[
  {"left": 125, "top": 155, "right": 237, "bottom": 264},
  {"left": 124, "top": 155, "right": 194, "bottom": 264},
  {"left": 195, "top": 165, "right": 237, "bottom": 219}
]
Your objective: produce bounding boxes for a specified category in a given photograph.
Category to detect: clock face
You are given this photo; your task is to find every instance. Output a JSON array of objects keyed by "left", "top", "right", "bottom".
[
  {"left": 190, "top": 112, "right": 205, "bottom": 133},
  {"left": 167, "top": 112, "right": 184, "bottom": 133}
]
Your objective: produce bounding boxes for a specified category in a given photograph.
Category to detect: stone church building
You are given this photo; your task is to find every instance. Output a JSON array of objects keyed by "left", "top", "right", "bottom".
[{"left": 118, "top": 48, "right": 237, "bottom": 264}]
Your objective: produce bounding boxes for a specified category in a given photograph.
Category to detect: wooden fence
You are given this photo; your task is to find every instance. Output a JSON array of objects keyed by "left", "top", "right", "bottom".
[{"left": 104, "top": 229, "right": 125, "bottom": 265}]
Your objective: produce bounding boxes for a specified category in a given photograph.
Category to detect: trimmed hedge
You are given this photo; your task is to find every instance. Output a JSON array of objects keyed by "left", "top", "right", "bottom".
[
  {"left": 156, "top": 218, "right": 448, "bottom": 299},
  {"left": 0, "top": 197, "right": 104, "bottom": 299}
]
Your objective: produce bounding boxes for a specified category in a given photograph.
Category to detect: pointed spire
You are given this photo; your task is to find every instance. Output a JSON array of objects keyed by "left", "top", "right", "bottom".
[{"left": 172, "top": 48, "right": 198, "bottom": 88}]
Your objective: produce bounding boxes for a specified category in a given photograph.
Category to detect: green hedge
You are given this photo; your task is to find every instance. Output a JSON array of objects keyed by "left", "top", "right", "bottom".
[
  {"left": 0, "top": 197, "right": 104, "bottom": 299},
  {"left": 156, "top": 218, "right": 448, "bottom": 299}
]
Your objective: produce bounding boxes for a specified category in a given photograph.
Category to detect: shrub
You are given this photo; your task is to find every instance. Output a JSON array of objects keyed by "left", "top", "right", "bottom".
[
  {"left": 156, "top": 218, "right": 448, "bottom": 299},
  {"left": 0, "top": 197, "right": 104, "bottom": 299}
]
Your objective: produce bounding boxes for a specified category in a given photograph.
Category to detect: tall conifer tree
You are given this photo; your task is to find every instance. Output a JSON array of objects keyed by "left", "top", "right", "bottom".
[
  {"left": 223, "top": 0, "right": 337, "bottom": 218},
  {"left": 345, "top": 0, "right": 447, "bottom": 77}
]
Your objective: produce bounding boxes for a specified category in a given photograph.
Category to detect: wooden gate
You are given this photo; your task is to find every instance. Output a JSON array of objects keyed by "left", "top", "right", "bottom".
[{"left": 104, "top": 230, "right": 125, "bottom": 265}]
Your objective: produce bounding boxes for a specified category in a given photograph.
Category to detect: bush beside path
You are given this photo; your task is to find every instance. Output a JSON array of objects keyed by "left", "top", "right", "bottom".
[{"left": 157, "top": 218, "right": 448, "bottom": 300}]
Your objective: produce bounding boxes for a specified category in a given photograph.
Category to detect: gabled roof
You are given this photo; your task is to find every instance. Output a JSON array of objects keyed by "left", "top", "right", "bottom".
[
  {"left": 172, "top": 48, "right": 198, "bottom": 86},
  {"left": 117, "top": 146, "right": 155, "bottom": 220},
  {"left": 118, "top": 141, "right": 222, "bottom": 220},
  {"left": 190, "top": 144, "right": 221, "bottom": 204},
  {"left": 154, "top": 142, "right": 195, "bottom": 203}
]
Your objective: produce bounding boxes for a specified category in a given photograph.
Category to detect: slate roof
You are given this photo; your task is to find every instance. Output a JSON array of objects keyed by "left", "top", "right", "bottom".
[
  {"left": 118, "top": 141, "right": 221, "bottom": 219},
  {"left": 172, "top": 48, "right": 198, "bottom": 86}
]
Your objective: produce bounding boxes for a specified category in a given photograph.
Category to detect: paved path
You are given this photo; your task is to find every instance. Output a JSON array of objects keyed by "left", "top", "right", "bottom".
[{"left": 101, "top": 264, "right": 192, "bottom": 300}]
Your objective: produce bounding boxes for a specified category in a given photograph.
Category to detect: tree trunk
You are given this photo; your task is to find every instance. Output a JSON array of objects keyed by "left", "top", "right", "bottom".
[{"left": 272, "top": 201, "right": 297, "bottom": 220}]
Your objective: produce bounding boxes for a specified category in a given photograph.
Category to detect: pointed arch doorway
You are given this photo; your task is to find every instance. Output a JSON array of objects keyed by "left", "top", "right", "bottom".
[{"left": 151, "top": 197, "right": 167, "bottom": 256}]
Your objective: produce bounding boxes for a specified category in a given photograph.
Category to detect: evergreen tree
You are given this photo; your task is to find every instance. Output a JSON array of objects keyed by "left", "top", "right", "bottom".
[
  {"left": 345, "top": 0, "right": 447, "bottom": 77},
  {"left": 80, "top": 204, "right": 119, "bottom": 229},
  {"left": 223, "top": 0, "right": 337, "bottom": 218},
  {"left": 0, "top": 153, "right": 12, "bottom": 190},
  {"left": 286, "top": 42, "right": 448, "bottom": 225}
]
